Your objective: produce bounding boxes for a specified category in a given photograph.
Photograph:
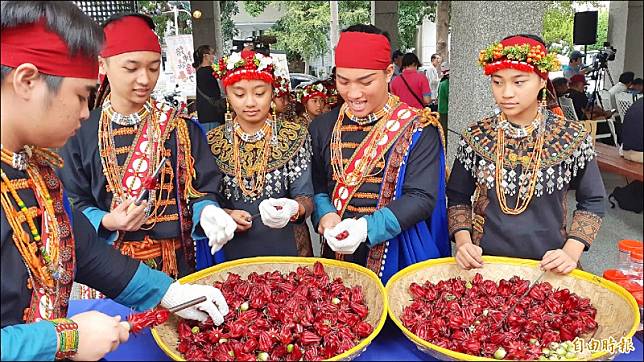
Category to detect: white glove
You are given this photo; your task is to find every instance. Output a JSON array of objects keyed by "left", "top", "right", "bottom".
[
  {"left": 160, "top": 281, "right": 229, "bottom": 325},
  {"left": 323, "top": 217, "right": 368, "bottom": 254},
  {"left": 200, "top": 204, "right": 237, "bottom": 255},
  {"left": 258, "top": 198, "right": 299, "bottom": 229}
]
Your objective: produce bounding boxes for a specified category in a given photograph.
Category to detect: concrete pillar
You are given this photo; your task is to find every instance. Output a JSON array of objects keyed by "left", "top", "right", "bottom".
[
  {"left": 190, "top": 1, "right": 222, "bottom": 57},
  {"left": 447, "top": 1, "right": 546, "bottom": 164},
  {"left": 608, "top": 1, "right": 643, "bottom": 82},
  {"left": 374, "top": 0, "right": 399, "bottom": 51}
]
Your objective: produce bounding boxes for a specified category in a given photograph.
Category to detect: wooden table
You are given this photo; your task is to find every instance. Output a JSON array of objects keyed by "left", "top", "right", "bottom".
[{"left": 595, "top": 142, "right": 644, "bottom": 182}]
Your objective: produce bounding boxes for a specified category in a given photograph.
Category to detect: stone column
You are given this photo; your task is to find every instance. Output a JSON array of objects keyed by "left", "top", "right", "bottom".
[
  {"left": 190, "top": 1, "right": 222, "bottom": 57},
  {"left": 374, "top": 0, "right": 399, "bottom": 51},
  {"left": 608, "top": 1, "right": 643, "bottom": 82},
  {"left": 447, "top": 1, "right": 546, "bottom": 164}
]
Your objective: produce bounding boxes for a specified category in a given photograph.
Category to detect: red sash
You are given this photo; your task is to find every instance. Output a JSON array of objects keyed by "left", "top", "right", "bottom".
[
  {"left": 329, "top": 104, "right": 417, "bottom": 259},
  {"left": 120, "top": 101, "right": 177, "bottom": 199}
]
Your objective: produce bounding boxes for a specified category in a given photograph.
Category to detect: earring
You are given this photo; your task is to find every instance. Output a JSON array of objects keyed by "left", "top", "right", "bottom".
[
  {"left": 270, "top": 101, "right": 278, "bottom": 145},
  {"left": 538, "top": 87, "right": 548, "bottom": 120},
  {"left": 224, "top": 98, "right": 233, "bottom": 142}
]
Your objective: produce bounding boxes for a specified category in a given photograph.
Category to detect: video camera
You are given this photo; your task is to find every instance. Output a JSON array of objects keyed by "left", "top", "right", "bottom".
[{"left": 588, "top": 42, "right": 617, "bottom": 73}]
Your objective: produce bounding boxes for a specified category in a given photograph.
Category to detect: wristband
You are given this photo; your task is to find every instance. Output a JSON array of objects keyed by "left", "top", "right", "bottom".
[{"left": 51, "top": 318, "right": 79, "bottom": 360}]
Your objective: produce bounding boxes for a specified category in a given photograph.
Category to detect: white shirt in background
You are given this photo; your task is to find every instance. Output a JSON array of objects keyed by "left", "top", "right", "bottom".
[{"left": 427, "top": 65, "right": 441, "bottom": 99}]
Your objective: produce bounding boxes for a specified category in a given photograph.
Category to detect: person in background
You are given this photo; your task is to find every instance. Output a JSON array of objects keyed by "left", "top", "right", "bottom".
[
  {"left": 608, "top": 71, "right": 634, "bottom": 107},
  {"left": 389, "top": 52, "right": 431, "bottom": 109},
  {"left": 552, "top": 77, "right": 569, "bottom": 98},
  {"left": 295, "top": 81, "right": 329, "bottom": 125},
  {"left": 566, "top": 74, "right": 590, "bottom": 120},
  {"left": 0, "top": 2, "right": 228, "bottom": 360},
  {"left": 437, "top": 62, "right": 449, "bottom": 138},
  {"left": 563, "top": 50, "right": 587, "bottom": 79},
  {"left": 427, "top": 53, "right": 442, "bottom": 103},
  {"left": 628, "top": 78, "right": 643, "bottom": 95},
  {"left": 621, "top": 97, "right": 643, "bottom": 163},
  {"left": 193, "top": 44, "right": 223, "bottom": 132},
  {"left": 391, "top": 49, "right": 403, "bottom": 79}
]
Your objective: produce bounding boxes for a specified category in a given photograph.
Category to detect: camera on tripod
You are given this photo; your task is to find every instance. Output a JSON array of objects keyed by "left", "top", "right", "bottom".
[{"left": 587, "top": 42, "right": 617, "bottom": 76}]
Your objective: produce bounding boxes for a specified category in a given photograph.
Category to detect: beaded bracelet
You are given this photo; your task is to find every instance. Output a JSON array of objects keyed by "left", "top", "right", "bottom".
[{"left": 51, "top": 318, "right": 79, "bottom": 360}]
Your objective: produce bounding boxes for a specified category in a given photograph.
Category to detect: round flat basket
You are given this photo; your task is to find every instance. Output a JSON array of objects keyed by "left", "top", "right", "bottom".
[
  {"left": 152, "top": 256, "right": 387, "bottom": 361},
  {"left": 386, "top": 256, "right": 640, "bottom": 361}
]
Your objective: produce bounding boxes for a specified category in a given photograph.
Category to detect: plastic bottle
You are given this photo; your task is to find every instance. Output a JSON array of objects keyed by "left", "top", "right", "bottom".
[
  {"left": 603, "top": 269, "right": 630, "bottom": 283},
  {"left": 629, "top": 250, "right": 643, "bottom": 285},
  {"left": 618, "top": 240, "right": 643, "bottom": 273}
]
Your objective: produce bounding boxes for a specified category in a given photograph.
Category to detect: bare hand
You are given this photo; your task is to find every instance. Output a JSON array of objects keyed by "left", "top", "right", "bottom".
[
  {"left": 228, "top": 209, "right": 252, "bottom": 232},
  {"left": 318, "top": 212, "right": 341, "bottom": 235},
  {"left": 70, "top": 311, "right": 129, "bottom": 361},
  {"left": 540, "top": 249, "right": 578, "bottom": 274},
  {"left": 454, "top": 232, "right": 483, "bottom": 270},
  {"left": 101, "top": 198, "right": 148, "bottom": 232}
]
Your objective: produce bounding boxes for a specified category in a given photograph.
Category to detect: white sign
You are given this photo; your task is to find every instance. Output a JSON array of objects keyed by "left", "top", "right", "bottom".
[{"left": 165, "top": 34, "right": 196, "bottom": 97}]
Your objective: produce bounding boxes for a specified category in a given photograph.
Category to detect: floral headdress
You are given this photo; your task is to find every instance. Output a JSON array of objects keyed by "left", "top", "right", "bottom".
[
  {"left": 272, "top": 62, "right": 291, "bottom": 97},
  {"left": 478, "top": 35, "right": 560, "bottom": 79},
  {"left": 296, "top": 82, "right": 328, "bottom": 104},
  {"left": 212, "top": 49, "right": 275, "bottom": 87}
]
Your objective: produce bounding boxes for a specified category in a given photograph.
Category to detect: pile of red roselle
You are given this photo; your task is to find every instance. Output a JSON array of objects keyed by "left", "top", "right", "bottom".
[
  {"left": 401, "top": 274, "right": 598, "bottom": 360},
  {"left": 176, "top": 262, "right": 374, "bottom": 361}
]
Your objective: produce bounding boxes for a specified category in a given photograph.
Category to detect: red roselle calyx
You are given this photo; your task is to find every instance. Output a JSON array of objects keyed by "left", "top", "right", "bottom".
[
  {"left": 176, "top": 261, "right": 374, "bottom": 361},
  {"left": 336, "top": 230, "right": 350, "bottom": 240},
  {"left": 402, "top": 274, "right": 598, "bottom": 360},
  {"left": 127, "top": 308, "right": 171, "bottom": 334}
]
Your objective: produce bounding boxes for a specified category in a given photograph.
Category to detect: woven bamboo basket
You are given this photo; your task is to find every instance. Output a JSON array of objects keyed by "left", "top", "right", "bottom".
[
  {"left": 152, "top": 256, "right": 388, "bottom": 361},
  {"left": 386, "top": 256, "right": 640, "bottom": 361}
]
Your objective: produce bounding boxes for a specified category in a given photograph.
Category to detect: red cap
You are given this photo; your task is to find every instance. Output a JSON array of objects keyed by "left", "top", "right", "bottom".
[
  {"left": 335, "top": 32, "right": 391, "bottom": 70},
  {"left": 1, "top": 19, "right": 98, "bottom": 79},
  {"left": 617, "top": 280, "right": 644, "bottom": 294},
  {"left": 100, "top": 16, "right": 161, "bottom": 58},
  {"left": 618, "top": 240, "right": 643, "bottom": 253},
  {"left": 603, "top": 269, "right": 629, "bottom": 282},
  {"left": 570, "top": 74, "right": 589, "bottom": 85}
]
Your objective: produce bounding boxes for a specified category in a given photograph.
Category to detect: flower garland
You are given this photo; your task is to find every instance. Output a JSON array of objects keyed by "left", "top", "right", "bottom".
[
  {"left": 479, "top": 42, "right": 560, "bottom": 76},
  {"left": 212, "top": 49, "right": 275, "bottom": 87},
  {"left": 296, "top": 82, "right": 328, "bottom": 103}
]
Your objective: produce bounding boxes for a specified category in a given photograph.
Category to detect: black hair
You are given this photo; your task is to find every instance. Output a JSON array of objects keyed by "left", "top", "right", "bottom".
[
  {"left": 193, "top": 45, "right": 212, "bottom": 69},
  {"left": 431, "top": 53, "right": 441, "bottom": 61},
  {"left": 401, "top": 53, "right": 420, "bottom": 68},
  {"left": 94, "top": 13, "right": 156, "bottom": 109},
  {"left": 0, "top": 1, "right": 103, "bottom": 93},
  {"left": 619, "top": 71, "right": 635, "bottom": 85},
  {"left": 342, "top": 23, "right": 392, "bottom": 44},
  {"left": 632, "top": 78, "right": 643, "bottom": 86},
  {"left": 552, "top": 77, "right": 569, "bottom": 94}
]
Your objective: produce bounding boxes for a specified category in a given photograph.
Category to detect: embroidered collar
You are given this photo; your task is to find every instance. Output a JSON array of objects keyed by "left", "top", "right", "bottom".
[
  {"left": 102, "top": 98, "right": 151, "bottom": 126},
  {"left": 344, "top": 94, "right": 400, "bottom": 125},
  {"left": 0, "top": 144, "right": 32, "bottom": 171}
]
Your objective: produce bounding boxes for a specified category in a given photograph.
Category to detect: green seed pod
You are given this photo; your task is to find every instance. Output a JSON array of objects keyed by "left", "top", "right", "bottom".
[
  {"left": 494, "top": 347, "right": 507, "bottom": 360},
  {"left": 191, "top": 326, "right": 200, "bottom": 334}
]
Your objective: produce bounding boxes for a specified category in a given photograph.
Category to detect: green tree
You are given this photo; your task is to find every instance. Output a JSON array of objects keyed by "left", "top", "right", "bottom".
[
  {"left": 542, "top": 1, "right": 606, "bottom": 56},
  {"left": 398, "top": 1, "right": 436, "bottom": 51}
]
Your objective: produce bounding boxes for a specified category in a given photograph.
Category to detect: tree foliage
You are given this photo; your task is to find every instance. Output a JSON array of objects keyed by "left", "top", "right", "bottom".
[
  {"left": 542, "top": 1, "right": 608, "bottom": 56},
  {"left": 398, "top": 1, "right": 436, "bottom": 51}
]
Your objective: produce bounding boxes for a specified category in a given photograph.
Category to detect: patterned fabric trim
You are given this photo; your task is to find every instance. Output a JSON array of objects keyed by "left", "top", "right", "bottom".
[
  {"left": 568, "top": 210, "right": 602, "bottom": 248},
  {"left": 456, "top": 110, "right": 595, "bottom": 198},
  {"left": 448, "top": 204, "right": 473, "bottom": 237}
]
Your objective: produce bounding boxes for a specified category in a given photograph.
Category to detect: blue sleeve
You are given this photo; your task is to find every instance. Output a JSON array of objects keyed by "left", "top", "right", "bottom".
[
  {"left": 312, "top": 193, "right": 336, "bottom": 229},
  {"left": 114, "top": 263, "right": 173, "bottom": 311},
  {"left": 81, "top": 206, "right": 118, "bottom": 245},
  {"left": 191, "top": 199, "right": 220, "bottom": 239},
  {"left": 364, "top": 207, "right": 402, "bottom": 246},
  {"left": 1, "top": 321, "right": 57, "bottom": 361}
]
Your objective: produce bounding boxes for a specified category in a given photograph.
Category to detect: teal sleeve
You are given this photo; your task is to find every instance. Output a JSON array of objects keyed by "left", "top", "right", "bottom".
[
  {"left": 312, "top": 193, "right": 336, "bottom": 229},
  {"left": 191, "top": 199, "right": 220, "bottom": 239},
  {"left": 81, "top": 206, "right": 118, "bottom": 245},
  {"left": 114, "top": 263, "right": 173, "bottom": 311},
  {"left": 364, "top": 207, "right": 402, "bottom": 246},
  {"left": 1, "top": 321, "right": 57, "bottom": 361}
]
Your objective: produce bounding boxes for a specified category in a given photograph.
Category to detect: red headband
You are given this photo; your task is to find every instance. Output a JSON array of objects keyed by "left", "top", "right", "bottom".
[
  {"left": 484, "top": 36, "right": 549, "bottom": 79},
  {"left": 1, "top": 19, "right": 98, "bottom": 79},
  {"left": 302, "top": 91, "right": 327, "bottom": 104},
  {"left": 335, "top": 32, "right": 391, "bottom": 70},
  {"left": 101, "top": 16, "right": 161, "bottom": 57}
]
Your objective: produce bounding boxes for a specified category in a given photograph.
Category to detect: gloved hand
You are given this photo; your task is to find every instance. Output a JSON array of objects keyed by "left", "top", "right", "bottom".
[
  {"left": 160, "top": 281, "right": 229, "bottom": 325},
  {"left": 200, "top": 204, "right": 237, "bottom": 255},
  {"left": 258, "top": 198, "right": 299, "bottom": 229},
  {"left": 323, "top": 217, "right": 368, "bottom": 254}
]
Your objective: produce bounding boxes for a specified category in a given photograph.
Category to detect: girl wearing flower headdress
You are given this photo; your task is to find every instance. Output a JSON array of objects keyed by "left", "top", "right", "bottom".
[
  {"left": 204, "top": 49, "right": 314, "bottom": 262},
  {"left": 447, "top": 34, "right": 606, "bottom": 274},
  {"left": 295, "top": 81, "right": 329, "bottom": 125}
]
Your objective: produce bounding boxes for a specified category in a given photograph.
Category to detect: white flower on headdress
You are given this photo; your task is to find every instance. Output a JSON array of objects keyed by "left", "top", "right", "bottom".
[
  {"left": 313, "top": 83, "right": 324, "bottom": 92},
  {"left": 257, "top": 54, "right": 273, "bottom": 71},
  {"left": 227, "top": 52, "right": 242, "bottom": 70},
  {"left": 273, "top": 64, "right": 287, "bottom": 79}
]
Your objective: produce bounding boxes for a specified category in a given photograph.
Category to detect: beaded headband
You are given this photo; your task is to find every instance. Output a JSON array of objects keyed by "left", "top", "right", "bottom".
[{"left": 479, "top": 36, "right": 560, "bottom": 79}]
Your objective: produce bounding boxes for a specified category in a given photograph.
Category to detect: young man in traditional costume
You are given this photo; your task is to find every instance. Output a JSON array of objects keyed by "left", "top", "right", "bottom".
[
  {"left": 203, "top": 49, "right": 314, "bottom": 262},
  {"left": 59, "top": 14, "right": 237, "bottom": 276},
  {"left": 0, "top": 2, "right": 228, "bottom": 360},
  {"left": 447, "top": 34, "right": 605, "bottom": 274},
  {"left": 310, "top": 24, "right": 450, "bottom": 282}
]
